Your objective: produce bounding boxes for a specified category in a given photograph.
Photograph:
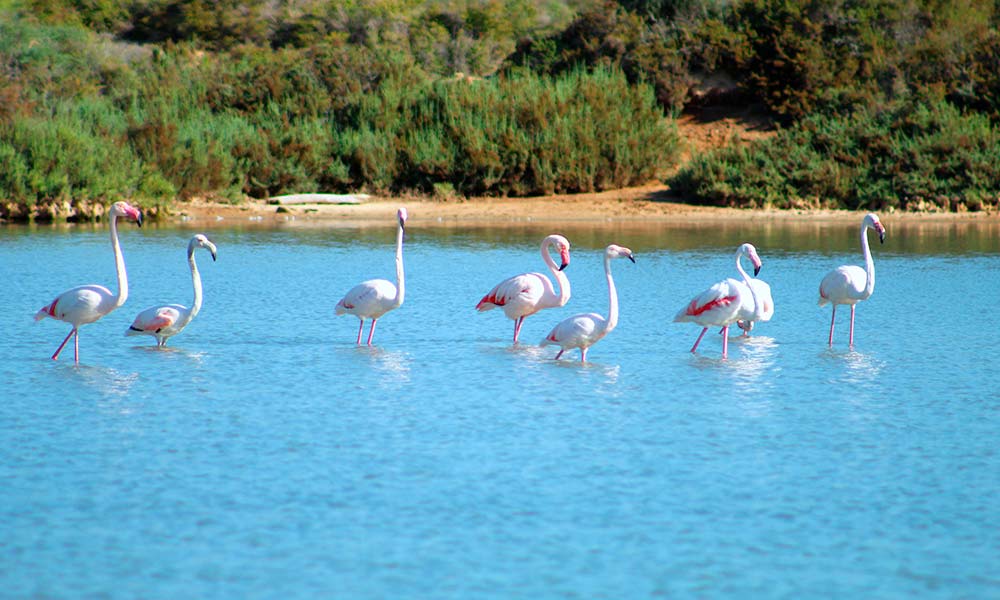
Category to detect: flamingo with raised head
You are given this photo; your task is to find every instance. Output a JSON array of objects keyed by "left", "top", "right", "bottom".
[
  {"left": 126, "top": 234, "right": 218, "bottom": 347},
  {"left": 476, "top": 234, "right": 571, "bottom": 343},
  {"left": 34, "top": 201, "right": 143, "bottom": 362},
  {"left": 736, "top": 277, "right": 774, "bottom": 336},
  {"left": 674, "top": 243, "right": 763, "bottom": 359},
  {"left": 336, "top": 207, "right": 407, "bottom": 345},
  {"left": 819, "top": 212, "right": 886, "bottom": 346},
  {"left": 541, "top": 244, "right": 634, "bottom": 362}
]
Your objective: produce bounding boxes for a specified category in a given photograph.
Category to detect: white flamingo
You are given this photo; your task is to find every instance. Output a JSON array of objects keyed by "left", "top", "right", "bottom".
[
  {"left": 674, "top": 243, "right": 763, "bottom": 359},
  {"left": 125, "top": 234, "right": 218, "bottom": 347},
  {"left": 736, "top": 277, "right": 774, "bottom": 336},
  {"left": 476, "top": 234, "right": 571, "bottom": 343},
  {"left": 34, "top": 201, "right": 143, "bottom": 362},
  {"left": 819, "top": 212, "right": 886, "bottom": 346},
  {"left": 540, "top": 244, "right": 634, "bottom": 362},
  {"left": 336, "top": 207, "right": 407, "bottom": 345}
]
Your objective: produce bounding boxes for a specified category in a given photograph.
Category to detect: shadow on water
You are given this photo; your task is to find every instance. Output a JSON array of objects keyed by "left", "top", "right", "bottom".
[{"left": 56, "top": 362, "right": 140, "bottom": 400}]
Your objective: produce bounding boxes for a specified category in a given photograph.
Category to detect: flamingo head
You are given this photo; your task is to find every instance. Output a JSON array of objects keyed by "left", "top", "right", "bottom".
[
  {"left": 607, "top": 244, "right": 636, "bottom": 263},
  {"left": 110, "top": 201, "right": 143, "bottom": 227},
  {"left": 547, "top": 234, "right": 571, "bottom": 271},
  {"left": 865, "top": 213, "right": 886, "bottom": 244},
  {"left": 739, "top": 242, "right": 762, "bottom": 276},
  {"left": 190, "top": 234, "right": 218, "bottom": 261}
]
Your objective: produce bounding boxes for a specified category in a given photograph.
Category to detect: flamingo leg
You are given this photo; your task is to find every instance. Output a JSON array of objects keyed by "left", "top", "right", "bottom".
[
  {"left": 355, "top": 319, "right": 365, "bottom": 345},
  {"left": 849, "top": 305, "right": 856, "bottom": 347},
  {"left": 51, "top": 328, "right": 76, "bottom": 361},
  {"left": 721, "top": 325, "right": 729, "bottom": 359},
  {"left": 554, "top": 349, "right": 564, "bottom": 360},
  {"left": 513, "top": 316, "right": 524, "bottom": 344},
  {"left": 367, "top": 319, "right": 378, "bottom": 346},
  {"left": 690, "top": 327, "right": 708, "bottom": 353},
  {"left": 73, "top": 329, "right": 80, "bottom": 363},
  {"left": 580, "top": 347, "right": 588, "bottom": 362},
  {"left": 828, "top": 306, "right": 837, "bottom": 346}
]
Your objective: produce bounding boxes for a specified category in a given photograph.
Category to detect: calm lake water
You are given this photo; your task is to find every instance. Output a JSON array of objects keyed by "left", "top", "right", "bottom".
[{"left": 2, "top": 216, "right": 999, "bottom": 598}]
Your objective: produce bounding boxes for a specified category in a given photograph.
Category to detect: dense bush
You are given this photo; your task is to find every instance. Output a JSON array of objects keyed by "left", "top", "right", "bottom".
[{"left": 669, "top": 99, "right": 1000, "bottom": 211}]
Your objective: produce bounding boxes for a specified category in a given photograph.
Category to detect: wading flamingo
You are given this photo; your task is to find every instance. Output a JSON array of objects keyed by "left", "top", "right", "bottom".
[
  {"left": 674, "top": 243, "right": 763, "bottom": 359},
  {"left": 34, "top": 201, "right": 143, "bottom": 362},
  {"left": 541, "top": 244, "right": 634, "bottom": 362},
  {"left": 736, "top": 277, "right": 774, "bottom": 336},
  {"left": 476, "top": 234, "right": 571, "bottom": 343},
  {"left": 125, "top": 234, "right": 218, "bottom": 347},
  {"left": 819, "top": 212, "right": 886, "bottom": 346},
  {"left": 336, "top": 207, "right": 407, "bottom": 345}
]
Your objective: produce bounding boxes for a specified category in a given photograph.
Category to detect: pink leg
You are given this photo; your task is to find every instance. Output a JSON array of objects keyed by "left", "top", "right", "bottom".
[
  {"left": 849, "top": 305, "right": 856, "bottom": 347},
  {"left": 74, "top": 329, "right": 80, "bottom": 363},
  {"left": 690, "top": 327, "right": 708, "bottom": 353},
  {"left": 51, "top": 328, "right": 76, "bottom": 361},
  {"left": 721, "top": 325, "right": 729, "bottom": 359},
  {"left": 366, "top": 319, "right": 378, "bottom": 346},
  {"left": 513, "top": 316, "right": 524, "bottom": 343},
  {"left": 828, "top": 306, "right": 837, "bottom": 346},
  {"left": 554, "top": 349, "right": 564, "bottom": 360},
  {"left": 355, "top": 319, "right": 364, "bottom": 345},
  {"left": 580, "top": 347, "right": 588, "bottom": 362}
]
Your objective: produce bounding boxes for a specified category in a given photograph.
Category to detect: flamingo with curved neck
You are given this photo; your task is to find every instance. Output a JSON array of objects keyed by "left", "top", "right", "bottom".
[
  {"left": 540, "top": 244, "right": 634, "bottom": 362},
  {"left": 819, "top": 212, "right": 886, "bottom": 346},
  {"left": 35, "top": 201, "right": 143, "bottom": 362},
  {"left": 336, "top": 207, "right": 407, "bottom": 345},
  {"left": 674, "top": 243, "right": 763, "bottom": 359},
  {"left": 126, "top": 234, "right": 218, "bottom": 347},
  {"left": 476, "top": 234, "right": 571, "bottom": 343}
]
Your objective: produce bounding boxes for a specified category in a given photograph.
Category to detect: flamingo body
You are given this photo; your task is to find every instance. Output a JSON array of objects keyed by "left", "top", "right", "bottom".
[
  {"left": 478, "top": 234, "right": 571, "bottom": 343},
  {"left": 541, "top": 244, "right": 634, "bottom": 362},
  {"left": 35, "top": 201, "right": 143, "bottom": 362},
  {"left": 126, "top": 234, "right": 217, "bottom": 347},
  {"left": 736, "top": 278, "right": 774, "bottom": 335},
  {"left": 818, "top": 212, "right": 886, "bottom": 346},
  {"left": 336, "top": 208, "right": 407, "bottom": 345},
  {"left": 674, "top": 243, "right": 763, "bottom": 359}
]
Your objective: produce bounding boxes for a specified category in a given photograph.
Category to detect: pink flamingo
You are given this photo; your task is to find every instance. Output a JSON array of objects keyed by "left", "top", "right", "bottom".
[
  {"left": 540, "top": 244, "right": 634, "bottom": 362},
  {"left": 125, "top": 234, "right": 217, "bottom": 347},
  {"left": 34, "top": 201, "right": 143, "bottom": 362},
  {"left": 336, "top": 207, "right": 407, "bottom": 345},
  {"left": 476, "top": 234, "right": 571, "bottom": 343},
  {"left": 819, "top": 212, "right": 886, "bottom": 346},
  {"left": 736, "top": 277, "right": 774, "bottom": 336},
  {"left": 674, "top": 243, "right": 763, "bottom": 359}
]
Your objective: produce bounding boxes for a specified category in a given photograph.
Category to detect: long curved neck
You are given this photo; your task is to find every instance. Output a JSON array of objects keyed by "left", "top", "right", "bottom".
[
  {"left": 736, "top": 253, "right": 761, "bottom": 318},
  {"left": 181, "top": 247, "right": 203, "bottom": 326},
  {"left": 541, "top": 241, "right": 570, "bottom": 306},
  {"left": 392, "top": 221, "right": 405, "bottom": 308},
  {"left": 110, "top": 214, "right": 128, "bottom": 309},
  {"left": 604, "top": 254, "right": 619, "bottom": 334},
  {"left": 860, "top": 223, "right": 876, "bottom": 299}
]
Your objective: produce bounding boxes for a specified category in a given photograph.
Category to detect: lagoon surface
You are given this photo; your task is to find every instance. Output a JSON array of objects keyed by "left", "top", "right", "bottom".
[{"left": 2, "top": 217, "right": 999, "bottom": 598}]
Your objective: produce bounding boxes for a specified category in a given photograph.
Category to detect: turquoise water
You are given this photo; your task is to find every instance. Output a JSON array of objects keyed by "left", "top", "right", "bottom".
[{"left": 2, "top": 218, "right": 999, "bottom": 598}]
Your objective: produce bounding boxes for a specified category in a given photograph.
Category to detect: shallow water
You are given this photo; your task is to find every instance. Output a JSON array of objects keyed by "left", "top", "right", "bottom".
[{"left": 2, "top": 217, "right": 999, "bottom": 598}]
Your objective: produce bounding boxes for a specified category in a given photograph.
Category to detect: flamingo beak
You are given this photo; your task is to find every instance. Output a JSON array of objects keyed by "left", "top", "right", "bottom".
[
  {"left": 753, "top": 264, "right": 761, "bottom": 276},
  {"left": 558, "top": 248, "right": 570, "bottom": 271},
  {"left": 210, "top": 249, "right": 217, "bottom": 262},
  {"left": 877, "top": 226, "right": 885, "bottom": 244},
  {"left": 135, "top": 210, "right": 143, "bottom": 228},
  {"left": 627, "top": 253, "right": 636, "bottom": 264}
]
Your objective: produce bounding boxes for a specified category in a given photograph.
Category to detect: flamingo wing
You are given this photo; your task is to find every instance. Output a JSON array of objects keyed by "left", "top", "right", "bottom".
[
  {"left": 337, "top": 279, "right": 397, "bottom": 317},
  {"left": 476, "top": 272, "right": 548, "bottom": 314},
  {"left": 819, "top": 265, "right": 867, "bottom": 305},
  {"left": 542, "top": 313, "right": 605, "bottom": 349},
  {"left": 674, "top": 279, "right": 743, "bottom": 325},
  {"left": 129, "top": 306, "right": 181, "bottom": 332},
  {"left": 36, "top": 285, "right": 115, "bottom": 324}
]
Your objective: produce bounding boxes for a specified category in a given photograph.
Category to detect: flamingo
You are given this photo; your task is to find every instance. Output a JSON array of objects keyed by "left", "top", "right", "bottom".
[
  {"left": 819, "top": 212, "right": 886, "bottom": 346},
  {"left": 674, "top": 243, "right": 763, "bottom": 359},
  {"left": 540, "top": 244, "right": 634, "bottom": 362},
  {"left": 736, "top": 277, "right": 774, "bottom": 336},
  {"left": 336, "top": 207, "right": 407, "bottom": 345},
  {"left": 125, "top": 234, "right": 218, "bottom": 347},
  {"left": 34, "top": 201, "right": 143, "bottom": 362},
  {"left": 476, "top": 234, "right": 571, "bottom": 343}
]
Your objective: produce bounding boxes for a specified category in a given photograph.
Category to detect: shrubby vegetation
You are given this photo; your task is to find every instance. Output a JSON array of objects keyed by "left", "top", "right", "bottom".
[{"left": 1, "top": 0, "right": 999, "bottom": 219}]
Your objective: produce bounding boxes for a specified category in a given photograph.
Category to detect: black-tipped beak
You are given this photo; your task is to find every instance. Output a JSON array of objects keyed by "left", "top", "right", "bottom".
[
  {"left": 753, "top": 265, "right": 761, "bottom": 276},
  {"left": 558, "top": 261, "right": 568, "bottom": 272},
  {"left": 878, "top": 230, "right": 885, "bottom": 244},
  {"left": 210, "top": 250, "right": 217, "bottom": 262},
  {"left": 136, "top": 212, "right": 144, "bottom": 228},
  {"left": 628, "top": 254, "right": 636, "bottom": 264}
]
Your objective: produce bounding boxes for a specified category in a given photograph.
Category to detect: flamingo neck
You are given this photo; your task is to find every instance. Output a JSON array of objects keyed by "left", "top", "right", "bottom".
[
  {"left": 861, "top": 223, "right": 876, "bottom": 299},
  {"left": 110, "top": 213, "right": 128, "bottom": 309},
  {"left": 392, "top": 221, "right": 405, "bottom": 308},
  {"left": 541, "top": 240, "right": 570, "bottom": 307},
  {"left": 604, "top": 254, "right": 619, "bottom": 334},
  {"left": 182, "top": 246, "right": 203, "bottom": 326},
  {"left": 736, "top": 252, "right": 761, "bottom": 319}
]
